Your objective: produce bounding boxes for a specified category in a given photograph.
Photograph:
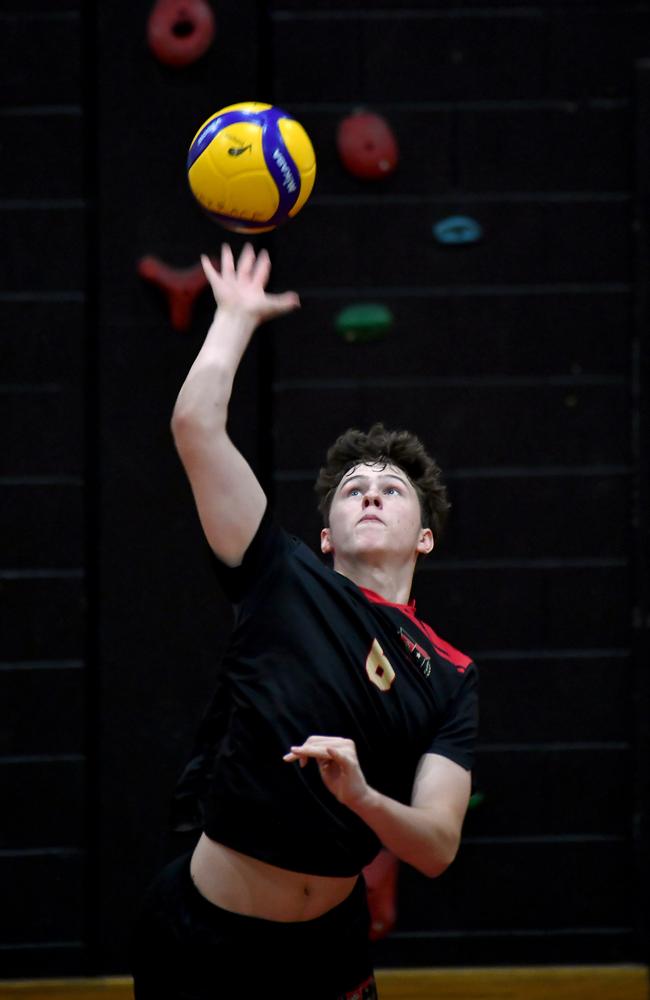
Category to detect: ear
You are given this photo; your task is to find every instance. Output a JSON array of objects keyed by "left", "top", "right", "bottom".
[
  {"left": 417, "top": 528, "right": 434, "bottom": 556},
  {"left": 321, "top": 527, "right": 333, "bottom": 555}
]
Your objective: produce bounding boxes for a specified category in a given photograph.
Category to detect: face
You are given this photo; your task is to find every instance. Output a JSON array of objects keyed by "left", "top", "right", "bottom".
[{"left": 320, "top": 462, "right": 434, "bottom": 564}]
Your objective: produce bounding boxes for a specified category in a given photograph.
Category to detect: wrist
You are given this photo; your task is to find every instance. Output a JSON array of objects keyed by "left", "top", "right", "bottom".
[
  {"left": 348, "top": 783, "right": 382, "bottom": 818},
  {"left": 202, "top": 307, "right": 259, "bottom": 371},
  {"left": 211, "top": 306, "right": 259, "bottom": 338}
]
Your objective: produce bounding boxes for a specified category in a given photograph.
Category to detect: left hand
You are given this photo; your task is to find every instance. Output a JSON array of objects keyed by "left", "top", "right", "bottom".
[{"left": 283, "top": 736, "right": 369, "bottom": 808}]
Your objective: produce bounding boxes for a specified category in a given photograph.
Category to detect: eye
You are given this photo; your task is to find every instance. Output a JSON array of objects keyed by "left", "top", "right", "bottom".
[
  {"left": 347, "top": 487, "right": 361, "bottom": 496},
  {"left": 384, "top": 486, "right": 400, "bottom": 495}
]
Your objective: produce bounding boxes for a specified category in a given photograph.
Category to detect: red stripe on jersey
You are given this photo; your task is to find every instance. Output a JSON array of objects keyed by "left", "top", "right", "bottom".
[
  {"left": 416, "top": 620, "right": 472, "bottom": 673},
  {"left": 360, "top": 586, "right": 472, "bottom": 673}
]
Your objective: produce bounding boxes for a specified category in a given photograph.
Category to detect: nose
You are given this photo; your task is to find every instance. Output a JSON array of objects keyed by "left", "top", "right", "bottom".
[{"left": 362, "top": 488, "right": 382, "bottom": 508}]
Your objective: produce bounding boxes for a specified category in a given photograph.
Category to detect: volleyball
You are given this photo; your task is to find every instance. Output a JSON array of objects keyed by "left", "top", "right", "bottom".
[{"left": 186, "top": 102, "right": 316, "bottom": 234}]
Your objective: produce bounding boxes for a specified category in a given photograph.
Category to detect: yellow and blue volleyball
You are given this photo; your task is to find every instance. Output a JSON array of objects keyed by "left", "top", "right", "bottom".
[{"left": 187, "top": 102, "right": 316, "bottom": 234}]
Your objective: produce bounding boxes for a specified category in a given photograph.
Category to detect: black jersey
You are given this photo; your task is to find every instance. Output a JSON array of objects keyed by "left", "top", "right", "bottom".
[{"left": 170, "top": 506, "right": 478, "bottom": 877}]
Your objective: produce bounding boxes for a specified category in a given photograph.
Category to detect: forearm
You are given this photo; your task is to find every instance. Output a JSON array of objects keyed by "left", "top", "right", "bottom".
[
  {"left": 351, "top": 787, "right": 460, "bottom": 878},
  {"left": 172, "top": 308, "right": 257, "bottom": 432}
]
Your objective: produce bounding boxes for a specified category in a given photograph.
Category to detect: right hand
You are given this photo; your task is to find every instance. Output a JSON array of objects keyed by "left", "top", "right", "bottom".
[{"left": 201, "top": 243, "right": 300, "bottom": 325}]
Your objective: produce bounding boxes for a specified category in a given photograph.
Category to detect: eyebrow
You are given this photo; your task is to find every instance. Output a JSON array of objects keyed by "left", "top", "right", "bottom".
[{"left": 341, "top": 472, "right": 410, "bottom": 488}]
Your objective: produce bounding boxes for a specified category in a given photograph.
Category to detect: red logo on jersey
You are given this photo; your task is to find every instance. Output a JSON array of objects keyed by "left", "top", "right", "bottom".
[{"left": 398, "top": 627, "right": 432, "bottom": 677}]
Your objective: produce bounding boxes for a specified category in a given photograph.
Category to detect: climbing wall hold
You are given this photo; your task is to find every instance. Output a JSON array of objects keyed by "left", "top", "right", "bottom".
[
  {"left": 137, "top": 256, "right": 210, "bottom": 331},
  {"left": 362, "top": 848, "right": 399, "bottom": 941},
  {"left": 336, "top": 110, "right": 399, "bottom": 180},
  {"left": 433, "top": 215, "right": 483, "bottom": 245},
  {"left": 147, "top": 0, "right": 216, "bottom": 68},
  {"left": 334, "top": 303, "right": 393, "bottom": 343}
]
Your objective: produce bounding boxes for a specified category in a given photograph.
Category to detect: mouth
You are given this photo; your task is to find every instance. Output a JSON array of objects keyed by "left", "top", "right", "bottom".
[{"left": 358, "top": 514, "right": 384, "bottom": 525}]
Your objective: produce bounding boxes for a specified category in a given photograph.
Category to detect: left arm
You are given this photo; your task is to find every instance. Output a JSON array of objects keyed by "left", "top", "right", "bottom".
[{"left": 283, "top": 738, "right": 471, "bottom": 878}]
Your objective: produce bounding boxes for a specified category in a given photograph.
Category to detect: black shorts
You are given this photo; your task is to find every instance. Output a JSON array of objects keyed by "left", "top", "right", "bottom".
[{"left": 128, "top": 849, "right": 377, "bottom": 1000}]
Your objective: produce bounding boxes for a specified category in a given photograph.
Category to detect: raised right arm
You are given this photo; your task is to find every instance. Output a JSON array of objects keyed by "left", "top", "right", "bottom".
[{"left": 171, "top": 243, "right": 299, "bottom": 567}]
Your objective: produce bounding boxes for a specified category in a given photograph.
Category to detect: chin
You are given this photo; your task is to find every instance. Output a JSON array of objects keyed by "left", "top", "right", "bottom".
[{"left": 354, "top": 541, "right": 389, "bottom": 559}]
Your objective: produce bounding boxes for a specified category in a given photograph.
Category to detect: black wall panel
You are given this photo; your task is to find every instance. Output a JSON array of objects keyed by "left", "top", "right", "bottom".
[
  {"left": 274, "top": 200, "right": 630, "bottom": 287},
  {"left": 1, "top": 1, "right": 88, "bottom": 978},
  {"left": 1, "top": 10, "right": 82, "bottom": 106},
  {"left": 0, "top": 851, "right": 84, "bottom": 945},
  {"left": 272, "top": 7, "right": 650, "bottom": 103},
  {"left": 294, "top": 104, "right": 631, "bottom": 197},
  {"left": 3, "top": 483, "right": 84, "bottom": 568},
  {"left": 0, "top": 391, "right": 84, "bottom": 476},
  {"left": 273, "top": 12, "right": 549, "bottom": 104},
  {"left": 549, "top": 8, "right": 650, "bottom": 97},
  {"left": 2, "top": 111, "right": 84, "bottom": 199},
  {"left": 273, "top": 291, "right": 632, "bottom": 378},
  {"left": 373, "top": 931, "right": 637, "bottom": 969},
  {"left": 397, "top": 839, "right": 634, "bottom": 931},
  {"left": 273, "top": 382, "right": 629, "bottom": 468},
  {"left": 1, "top": 206, "right": 86, "bottom": 292},
  {"left": 0, "top": 577, "right": 84, "bottom": 661},
  {"left": 458, "top": 106, "right": 633, "bottom": 193},
  {"left": 476, "top": 653, "right": 632, "bottom": 743},
  {"left": 408, "top": 564, "right": 630, "bottom": 650},
  {"left": 0, "top": 666, "right": 85, "bottom": 755},
  {"left": 0, "top": 302, "right": 85, "bottom": 383},
  {"left": 1, "top": 758, "right": 85, "bottom": 848},
  {"left": 468, "top": 746, "right": 633, "bottom": 837},
  {"left": 380, "top": 839, "right": 636, "bottom": 965}
]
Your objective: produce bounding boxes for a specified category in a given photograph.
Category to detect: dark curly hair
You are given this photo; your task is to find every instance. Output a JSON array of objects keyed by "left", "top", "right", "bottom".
[{"left": 314, "top": 423, "right": 450, "bottom": 541}]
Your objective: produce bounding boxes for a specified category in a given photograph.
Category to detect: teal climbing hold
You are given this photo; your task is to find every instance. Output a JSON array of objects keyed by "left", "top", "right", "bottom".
[
  {"left": 433, "top": 215, "right": 483, "bottom": 245},
  {"left": 335, "top": 303, "right": 393, "bottom": 343}
]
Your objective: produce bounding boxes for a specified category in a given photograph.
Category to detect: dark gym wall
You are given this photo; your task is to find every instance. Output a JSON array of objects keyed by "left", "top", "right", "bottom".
[
  {"left": 1, "top": 2, "right": 88, "bottom": 978},
  {"left": 1, "top": 0, "right": 649, "bottom": 981}
]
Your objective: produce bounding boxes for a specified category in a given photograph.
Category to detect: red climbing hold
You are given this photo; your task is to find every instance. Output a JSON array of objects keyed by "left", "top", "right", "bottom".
[
  {"left": 147, "top": 0, "right": 216, "bottom": 68},
  {"left": 362, "top": 848, "right": 399, "bottom": 941},
  {"left": 336, "top": 110, "right": 399, "bottom": 180},
  {"left": 138, "top": 256, "right": 210, "bottom": 332}
]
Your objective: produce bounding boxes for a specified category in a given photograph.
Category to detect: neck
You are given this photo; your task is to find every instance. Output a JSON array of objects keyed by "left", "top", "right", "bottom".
[{"left": 332, "top": 554, "right": 415, "bottom": 605}]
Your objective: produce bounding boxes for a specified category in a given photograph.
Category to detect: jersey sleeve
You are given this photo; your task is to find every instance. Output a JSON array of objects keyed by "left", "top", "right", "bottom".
[
  {"left": 207, "top": 503, "right": 289, "bottom": 605},
  {"left": 427, "top": 662, "right": 479, "bottom": 771}
]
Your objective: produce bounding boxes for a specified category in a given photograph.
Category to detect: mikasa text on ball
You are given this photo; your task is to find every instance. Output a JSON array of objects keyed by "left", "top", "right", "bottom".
[{"left": 187, "top": 102, "right": 316, "bottom": 234}]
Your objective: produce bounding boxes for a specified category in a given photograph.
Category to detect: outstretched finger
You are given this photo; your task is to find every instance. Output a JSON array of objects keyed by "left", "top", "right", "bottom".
[
  {"left": 283, "top": 751, "right": 310, "bottom": 768},
  {"left": 283, "top": 745, "right": 330, "bottom": 762},
  {"left": 200, "top": 253, "right": 219, "bottom": 283},
  {"left": 221, "top": 243, "right": 235, "bottom": 278},
  {"left": 237, "top": 242, "right": 256, "bottom": 279},
  {"left": 251, "top": 247, "right": 271, "bottom": 287}
]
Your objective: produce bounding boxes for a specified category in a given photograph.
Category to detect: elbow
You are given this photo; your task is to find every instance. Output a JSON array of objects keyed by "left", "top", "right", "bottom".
[
  {"left": 170, "top": 407, "right": 198, "bottom": 450},
  {"left": 170, "top": 410, "right": 221, "bottom": 463},
  {"left": 170, "top": 404, "right": 197, "bottom": 438},
  {"left": 417, "top": 839, "right": 460, "bottom": 880},
  {"left": 418, "top": 858, "right": 451, "bottom": 880},
  {"left": 171, "top": 364, "right": 231, "bottom": 435},
  {"left": 170, "top": 405, "right": 187, "bottom": 438},
  {"left": 170, "top": 396, "right": 226, "bottom": 445}
]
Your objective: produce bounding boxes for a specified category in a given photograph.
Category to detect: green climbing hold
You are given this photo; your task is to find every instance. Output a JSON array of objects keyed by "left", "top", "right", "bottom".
[
  {"left": 334, "top": 304, "right": 393, "bottom": 343},
  {"left": 468, "top": 792, "right": 485, "bottom": 810}
]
